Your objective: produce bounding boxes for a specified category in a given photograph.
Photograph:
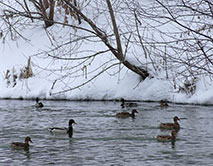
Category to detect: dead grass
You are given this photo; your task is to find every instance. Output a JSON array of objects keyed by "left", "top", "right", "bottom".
[{"left": 4, "top": 57, "right": 33, "bottom": 87}]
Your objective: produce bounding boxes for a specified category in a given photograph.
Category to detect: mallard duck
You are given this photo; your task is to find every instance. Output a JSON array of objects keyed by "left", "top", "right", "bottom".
[
  {"left": 11, "top": 136, "right": 33, "bottom": 149},
  {"left": 160, "top": 100, "right": 169, "bottom": 107},
  {"left": 160, "top": 116, "right": 180, "bottom": 130},
  {"left": 49, "top": 119, "right": 77, "bottom": 138},
  {"left": 157, "top": 130, "right": 177, "bottom": 141},
  {"left": 116, "top": 109, "right": 138, "bottom": 118},
  {"left": 35, "top": 97, "right": 44, "bottom": 108},
  {"left": 120, "top": 98, "right": 137, "bottom": 108}
]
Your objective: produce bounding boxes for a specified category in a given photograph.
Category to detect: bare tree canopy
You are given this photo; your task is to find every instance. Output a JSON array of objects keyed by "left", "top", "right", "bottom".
[{"left": 0, "top": 0, "right": 212, "bottom": 96}]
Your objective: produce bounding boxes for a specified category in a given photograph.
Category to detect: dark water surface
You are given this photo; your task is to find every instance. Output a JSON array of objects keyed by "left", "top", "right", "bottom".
[{"left": 0, "top": 99, "right": 213, "bottom": 166}]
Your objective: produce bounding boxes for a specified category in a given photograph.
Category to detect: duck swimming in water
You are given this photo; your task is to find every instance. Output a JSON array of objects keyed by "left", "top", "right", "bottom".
[
  {"left": 35, "top": 97, "right": 44, "bottom": 108},
  {"left": 159, "top": 100, "right": 169, "bottom": 107},
  {"left": 49, "top": 119, "right": 77, "bottom": 138},
  {"left": 116, "top": 109, "right": 138, "bottom": 118},
  {"left": 11, "top": 136, "right": 33, "bottom": 149},
  {"left": 160, "top": 116, "right": 180, "bottom": 130},
  {"left": 120, "top": 98, "right": 137, "bottom": 108},
  {"left": 157, "top": 130, "right": 177, "bottom": 141}
]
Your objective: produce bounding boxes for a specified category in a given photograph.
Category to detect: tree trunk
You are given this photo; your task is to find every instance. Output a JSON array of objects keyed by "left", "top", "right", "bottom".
[
  {"left": 48, "top": 0, "right": 55, "bottom": 27},
  {"left": 34, "top": 0, "right": 55, "bottom": 28},
  {"left": 64, "top": 0, "right": 149, "bottom": 80}
]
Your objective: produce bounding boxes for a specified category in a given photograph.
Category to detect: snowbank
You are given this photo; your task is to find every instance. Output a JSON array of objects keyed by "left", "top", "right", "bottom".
[{"left": 1, "top": 3, "right": 213, "bottom": 105}]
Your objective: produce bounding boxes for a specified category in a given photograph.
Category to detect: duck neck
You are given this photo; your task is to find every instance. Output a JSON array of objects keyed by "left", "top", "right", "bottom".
[
  {"left": 121, "top": 103, "right": 124, "bottom": 108},
  {"left": 131, "top": 112, "right": 135, "bottom": 118},
  {"left": 174, "top": 119, "right": 179, "bottom": 123},
  {"left": 68, "top": 126, "right": 73, "bottom": 132},
  {"left": 171, "top": 135, "right": 176, "bottom": 140},
  {"left": 121, "top": 100, "right": 125, "bottom": 108},
  {"left": 68, "top": 126, "right": 73, "bottom": 137},
  {"left": 173, "top": 122, "right": 180, "bottom": 130},
  {"left": 68, "top": 125, "right": 73, "bottom": 131},
  {"left": 25, "top": 140, "right": 29, "bottom": 145},
  {"left": 174, "top": 121, "right": 179, "bottom": 126}
]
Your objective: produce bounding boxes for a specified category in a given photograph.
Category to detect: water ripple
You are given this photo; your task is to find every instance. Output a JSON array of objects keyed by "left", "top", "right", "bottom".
[{"left": 0, "top": 100, "right": 213, "bottom": 165}]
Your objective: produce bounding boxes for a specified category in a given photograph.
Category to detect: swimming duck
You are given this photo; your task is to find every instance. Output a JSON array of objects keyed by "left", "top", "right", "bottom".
[
  {"left": 157, "top": 130, "right": 177, "bottom": 141},
  {"left": 160, "top": 100, "right": 169, "bottom": 107},
  {"left": 120, "top": 98, "right": 137, "bottom": 108},
  {"left": 49, "top": 119, "right": 77, "bottom": 138},
  {"left": 160, "top": 116, "right": 180, "bottom": 130},
  {"left": 11, "top": 136, "right": 33, "bottom": 149},
  {"left": 35, "top": 97, "right": 44, "bottom": 108},
  {"left": 116, "top": 109, "right": 138, "bottom": 118}
]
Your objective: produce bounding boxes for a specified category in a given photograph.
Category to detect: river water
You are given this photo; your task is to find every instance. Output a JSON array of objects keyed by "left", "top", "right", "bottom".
[{"left": 0, "top": 99, "right": 213, "bottom": 166}]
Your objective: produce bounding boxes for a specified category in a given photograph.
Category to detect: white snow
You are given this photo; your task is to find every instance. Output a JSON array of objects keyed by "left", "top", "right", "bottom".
[
  {"left": 1, "top": 39, "right": 213, "bottom": 105},
  {"left": 1, "top": 3, "right": 213, "bottom": 105}
]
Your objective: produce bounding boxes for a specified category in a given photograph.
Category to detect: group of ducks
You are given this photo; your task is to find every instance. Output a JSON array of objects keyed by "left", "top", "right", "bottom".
[
  {"left": 116, "top": 99, "right": 180, "bottom": 142},
  {"left": 10, "top": 98, "right": 76, "bottom": 150},
  {"left": 10, "top": 98, "right": 180, "bottom": 149},
  {"left": 10, "top": 118, "right": 77, "bottom": 150},
  {"left": 157, "top": 116, "right": 180, "bottom": 142}
]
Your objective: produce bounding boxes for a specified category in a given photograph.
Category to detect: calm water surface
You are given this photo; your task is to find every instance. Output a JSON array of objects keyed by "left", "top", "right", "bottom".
[{"left": 0, "top": 100, "right": 213, "bottom": 166}]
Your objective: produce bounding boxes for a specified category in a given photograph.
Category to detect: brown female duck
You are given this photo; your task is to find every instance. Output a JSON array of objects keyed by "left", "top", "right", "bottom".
[
  {"left": 160, "top": 116, "right": 180, "bottom": 130},
  {"left": 160, "top": 100, "right": 169, "bottom": 107},
  {"left": 120, "top": 98, "right": 137, "bottom": 108},
  {"left": 157, "top": 130, "right": 177, "bottom": 141},
  {"left": 116, "top": 109, "right": 138, "bottom": 118},
  {"left": 11, "top": 136, "right": 33, "bottom": 149}
]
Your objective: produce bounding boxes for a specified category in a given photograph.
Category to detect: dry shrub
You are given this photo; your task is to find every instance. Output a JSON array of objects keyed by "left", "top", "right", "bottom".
[
  {"left": 19, "top": 57, "right": 33, "bottom": 79},
  {"left": 4, "top": 57, "right": 33, "bottom": 87},
  {"left": 178, "top": 77, "right": 197, "bottom": 96},
  {"left": 4, "top": 67, "right": 18, "bottom": 87}
]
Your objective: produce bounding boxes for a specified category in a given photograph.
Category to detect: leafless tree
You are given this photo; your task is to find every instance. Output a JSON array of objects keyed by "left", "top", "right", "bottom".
[
  {"left": 0, "top": 0, "right": 150, "bottom": 95},
  {"left": 125, "top": 0, "right": 213, "bottom": 94},
  {"left": 1, "top": 0, "right": 212, "bottom": 96}
]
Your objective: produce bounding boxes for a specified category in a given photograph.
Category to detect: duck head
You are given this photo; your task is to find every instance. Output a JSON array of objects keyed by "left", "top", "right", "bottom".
[
  {"left": 160, "top": 100, "right": 168, "bottom": 107},
  {"left": 173, "top": 116, "right": 180, "bottom": 122},
  {"left": 69, "top": 119, "right": 77, "bottom": 127},
  {"left": 120, "top": 98, "right": 125, "bottom": 103},
  {"left": 25, "top": 136, "right": 33, "bottom": 143},
  {"left": 132, "top": 109, "right": 138, "bottom": 114}
]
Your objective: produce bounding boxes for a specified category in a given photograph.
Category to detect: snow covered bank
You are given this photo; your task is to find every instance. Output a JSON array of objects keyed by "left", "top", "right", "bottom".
[
  {"left": 1, "top": 51, "right": 213, "bottom": 105},
  {"left": 1, "top": 32, "right": 213, "bottom": 104},
  {"left": 1, "top": 1, "right": 213, "bottom": 105}
]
